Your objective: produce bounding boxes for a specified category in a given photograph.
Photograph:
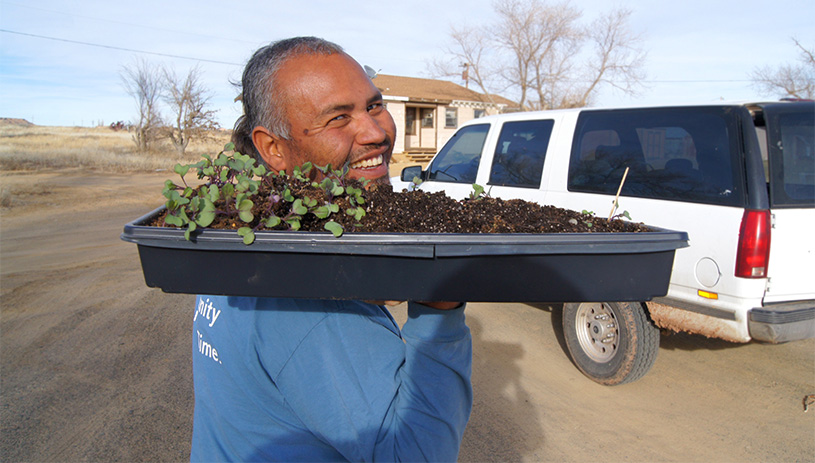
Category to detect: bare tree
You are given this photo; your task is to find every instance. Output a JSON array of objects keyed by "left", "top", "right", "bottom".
[
  {"left": 572, "top": 7, "right": 647, "bottom": 107},
  {"left": 492, "top": 0, "right": 583, "bottom": 110},
  {"left": 750, "top": 38, "right": 815, "bottom": 99},
  {"left": 162, "top": 65, "right": 219, "bottom": 157},
  {"left": 427, "top": 25, "right": 502, "bottom": 105},
  {"left": 120, "top": 58, "right": 163, "bottom": 152},
  {"left": 430, "top": 0, "right": 647, "bottom": 111}
]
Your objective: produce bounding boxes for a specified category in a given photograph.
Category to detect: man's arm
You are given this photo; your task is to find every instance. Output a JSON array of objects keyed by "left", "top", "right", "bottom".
[
  {"left": 374, "top": 301, "right": 473, "bottom": 461},
  {"left": 272, "top": 301, "right": 472, "bottom": 462}
]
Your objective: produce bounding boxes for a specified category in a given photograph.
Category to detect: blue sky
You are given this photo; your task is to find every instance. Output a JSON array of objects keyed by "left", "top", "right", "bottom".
[{"left": 1, "top": 0, "right": 813, "bottom": 128}]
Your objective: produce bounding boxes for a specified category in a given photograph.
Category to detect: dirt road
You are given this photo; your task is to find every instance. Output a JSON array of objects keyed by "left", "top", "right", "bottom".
[{"left": 1, "top": 169, "right": 813, "bottom": 462}]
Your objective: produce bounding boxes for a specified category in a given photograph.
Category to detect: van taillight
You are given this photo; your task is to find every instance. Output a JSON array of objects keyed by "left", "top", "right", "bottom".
[{"left": 735, "top": 210, "right": 771, "bottom": 278}]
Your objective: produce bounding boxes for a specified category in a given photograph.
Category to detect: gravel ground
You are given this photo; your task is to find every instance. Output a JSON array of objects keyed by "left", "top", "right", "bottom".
[{"left": 1, "top": 168, "right": 813, "bottom": 462}]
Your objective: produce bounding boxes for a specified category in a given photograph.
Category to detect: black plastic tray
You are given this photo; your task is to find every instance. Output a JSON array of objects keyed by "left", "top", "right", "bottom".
[{"left": 121, "top": 207, "right": 688, "bottom": 302}]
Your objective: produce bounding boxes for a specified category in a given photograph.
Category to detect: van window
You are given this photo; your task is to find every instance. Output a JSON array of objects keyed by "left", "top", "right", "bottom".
[
  {"left": 426, "top": 124, "right": 489, "bottom": 183},
  {"left": 765, "top": 104, "right": 815, "bottom": 208},
  {"left": 568, "top": 107, "right": 745, "bottom": 207},
  {"left": 488, "top": 120, "right": 554, "bottom": 188}
]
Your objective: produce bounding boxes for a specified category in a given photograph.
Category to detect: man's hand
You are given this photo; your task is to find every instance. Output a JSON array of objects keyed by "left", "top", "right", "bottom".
[{"left": 367, "top": 301, "right": 463, "bottom": 310}]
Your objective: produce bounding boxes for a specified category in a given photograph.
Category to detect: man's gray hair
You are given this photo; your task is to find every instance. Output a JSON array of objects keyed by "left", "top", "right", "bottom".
[{"left": 232, "top": 37, "right": 344, "bottom": 158}]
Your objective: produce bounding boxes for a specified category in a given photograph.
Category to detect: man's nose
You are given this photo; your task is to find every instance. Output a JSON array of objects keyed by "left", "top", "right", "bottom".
[{"left": 354, "top": 112, "right": 388, "bottom": 145}]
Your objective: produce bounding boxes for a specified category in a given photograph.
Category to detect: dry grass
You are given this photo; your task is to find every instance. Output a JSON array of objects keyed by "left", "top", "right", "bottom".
[
  {"left": 0, "top": 186, "right": 11, "bottom": 207},
  {"left": 0, "top": 123, "right": 232, "bottom": 173},
  {"left": 0, "top": 122, "right": 421, "bottom": 181}
]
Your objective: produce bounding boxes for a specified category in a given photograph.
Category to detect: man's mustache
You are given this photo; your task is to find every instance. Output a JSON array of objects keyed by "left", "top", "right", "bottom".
[{"left": 355, "top": 137, "right": 393, "bottom": 158}]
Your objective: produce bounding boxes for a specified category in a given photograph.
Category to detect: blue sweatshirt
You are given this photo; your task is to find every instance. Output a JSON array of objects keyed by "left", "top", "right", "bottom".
[{"left": 190, "top": 296, "right": 473, "bottom": 462}]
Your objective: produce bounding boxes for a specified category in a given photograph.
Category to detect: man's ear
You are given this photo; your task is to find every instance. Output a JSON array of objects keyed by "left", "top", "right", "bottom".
[{"left": 252, "top": 126, "right": 287, "bottom": 172}]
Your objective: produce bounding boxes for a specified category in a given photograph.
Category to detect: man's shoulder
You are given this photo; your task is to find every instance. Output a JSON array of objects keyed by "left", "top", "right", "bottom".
[{"left": 205, "top": 297, "right": 396, "bottom": 376}]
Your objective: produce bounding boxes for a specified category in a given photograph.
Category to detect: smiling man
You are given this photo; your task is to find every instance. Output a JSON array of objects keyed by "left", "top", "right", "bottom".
[
  {"left": 190, "top": 37, "right": 472, "bottom": 462},
  {"left": 234, "top": 38, "right": 395, "bottom": 184}
]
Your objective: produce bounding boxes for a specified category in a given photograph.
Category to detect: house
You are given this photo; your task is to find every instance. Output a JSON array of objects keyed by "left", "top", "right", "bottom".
[{"left": 373, "top": 74, "right": 516, "bottom": 160}]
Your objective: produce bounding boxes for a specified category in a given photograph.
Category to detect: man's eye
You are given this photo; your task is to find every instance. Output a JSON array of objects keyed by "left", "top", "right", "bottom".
[
  {"left": 329, "top": 114, "right": 348, "bottom": 124},
  {"left": 368, "top": 103, "right": 384, "bottom": 113}
]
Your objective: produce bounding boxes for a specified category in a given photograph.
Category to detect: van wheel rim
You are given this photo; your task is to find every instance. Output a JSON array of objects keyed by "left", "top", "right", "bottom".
[{"left": 575, "top": 303, "right": 619, "bottom": 363}]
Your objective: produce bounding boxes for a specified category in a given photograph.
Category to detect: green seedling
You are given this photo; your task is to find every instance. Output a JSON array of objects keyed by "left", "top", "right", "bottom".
[
  {"left": 612, "top": 210, "right": 632, "bottom": 221},
  {"left": 468, "top": 183, "right": 488, "bottom": 201},
  {"left": 160, "top": 144, "right": 372, "bottom": 244},
  {"left": 580, "top": 208, "right": 631, "bottom": 229},
  {"left": 581, "top": 209, "right": 595, "bottom": 228},
  {"left": 324, "top": 221, "right": 343, "bottom": 237}
]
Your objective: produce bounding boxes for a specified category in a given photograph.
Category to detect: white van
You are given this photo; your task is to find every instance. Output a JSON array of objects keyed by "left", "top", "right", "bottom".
[{"left": 395, "top": 101, "right": 815, "bottom": 385}]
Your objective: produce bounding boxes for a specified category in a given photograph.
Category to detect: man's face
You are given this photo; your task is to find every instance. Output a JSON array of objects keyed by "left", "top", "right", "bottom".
[{"left": 262, "top": 52, "right": 397, "bottom": 184}]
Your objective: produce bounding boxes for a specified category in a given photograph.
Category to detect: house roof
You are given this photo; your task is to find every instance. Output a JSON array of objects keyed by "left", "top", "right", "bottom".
[{"left": 373, "top": 74, "right": 516, "bottom": 108}]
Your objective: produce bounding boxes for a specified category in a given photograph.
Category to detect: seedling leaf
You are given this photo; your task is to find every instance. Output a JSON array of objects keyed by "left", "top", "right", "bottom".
[
  {"left": 314, "top": 205, "right": 331, "bottom": 219},
  {"left": 324, "top": 221, "right": 343, "bottom": 237},
  {"left": 286, "top": 218, "right": 301, "bottom": 230},
  {"left": 237, "top": 227, "right": 255, "bottom": 245},
  {"left": 238, "top": 199, "right": 254, "bottom": 222},
  {"left": 165, "top": 213, "right": 183, "bottom": 227},
  {"left": 263, "top": 216, "right": 281, "bottom": 228},
  {"left": 174, "top": 164, "right": 191, "bottom": 177},
  {"left": 292, "top": 199, "right": 308, "bottom": 216},
  {"left": 184, "top": 221, "right": 197, "bottom": 240}
]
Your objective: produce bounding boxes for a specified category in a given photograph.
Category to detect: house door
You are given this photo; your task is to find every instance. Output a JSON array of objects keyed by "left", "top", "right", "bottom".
[{"left": 404, "top": 106, "right": 437, "bottom": 152}]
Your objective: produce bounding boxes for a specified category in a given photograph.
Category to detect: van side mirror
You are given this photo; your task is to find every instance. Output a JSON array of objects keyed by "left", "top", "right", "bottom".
[{"left": 400, "top": 165, "right": 425, "bottom": 182}]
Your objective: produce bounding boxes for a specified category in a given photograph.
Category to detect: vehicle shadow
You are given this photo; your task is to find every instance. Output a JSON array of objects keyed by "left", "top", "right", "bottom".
[
  {"left": 459, "top": 315, "right": 544, "bottom": 462},
  {"left": 656, "top": 330, "right": 747, "bottom": 351},
  {"left": 525, "top": 302, "right": 568, "bottom": 354}
]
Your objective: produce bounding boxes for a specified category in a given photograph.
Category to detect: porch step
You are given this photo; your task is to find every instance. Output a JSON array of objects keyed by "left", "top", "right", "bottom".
[{"left": 405, "top": 153, "right": 435, "bottom": 163}]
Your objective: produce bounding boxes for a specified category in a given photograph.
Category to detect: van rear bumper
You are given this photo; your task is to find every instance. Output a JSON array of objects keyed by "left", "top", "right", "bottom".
[{"left": 748, "top": 301, "right": 815, "bottom": 343}]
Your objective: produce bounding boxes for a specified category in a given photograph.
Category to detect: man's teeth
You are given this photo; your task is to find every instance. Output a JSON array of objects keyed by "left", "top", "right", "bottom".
[{"left": 350, "top": 155, "right": 383, "bottom": 169}]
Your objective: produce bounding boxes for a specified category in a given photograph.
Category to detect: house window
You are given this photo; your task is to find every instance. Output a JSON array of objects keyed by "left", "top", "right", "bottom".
[
  {"left": 405, "top": 109, "right": 416, "bottom": 135},
  {"left": 421, "top": 108, "right": 434, "bottom": 128},
  {"left": 474, "top": 109, "right": 486, "bottom": 119},
  {"left": 445, "top": 107, "right": 458, "bottom": 128}
]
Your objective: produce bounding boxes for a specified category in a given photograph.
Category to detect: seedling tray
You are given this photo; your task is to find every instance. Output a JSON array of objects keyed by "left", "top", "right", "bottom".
[{"left": 122, "top": 207, "right": 688, "bottom": 302}]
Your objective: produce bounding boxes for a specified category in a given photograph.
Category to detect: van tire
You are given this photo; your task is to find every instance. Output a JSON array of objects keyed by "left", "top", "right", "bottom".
[{"left": 562, "top": 302, "right": 659, "bottom": 385}]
